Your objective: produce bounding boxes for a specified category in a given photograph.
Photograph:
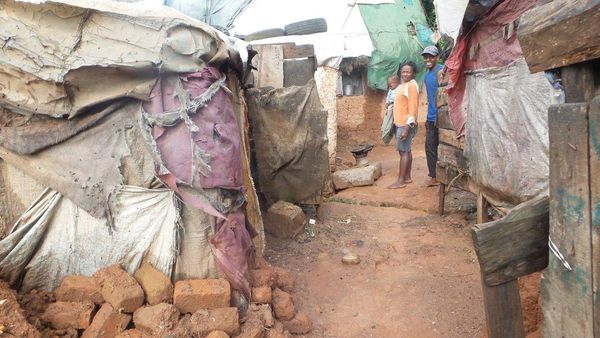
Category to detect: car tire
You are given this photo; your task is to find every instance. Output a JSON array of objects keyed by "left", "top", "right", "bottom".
[{"left": 284, "top": 18, "right": 327, "bottom": 36}]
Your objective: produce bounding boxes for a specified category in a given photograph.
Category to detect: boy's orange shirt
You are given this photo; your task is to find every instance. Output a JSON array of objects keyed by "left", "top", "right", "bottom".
[{"left": 393, "top": 79, "right": 419, "bottom": 126}]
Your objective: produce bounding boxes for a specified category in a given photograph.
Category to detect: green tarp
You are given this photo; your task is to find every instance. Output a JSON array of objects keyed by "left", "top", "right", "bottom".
[{"left": 359, "top": 0, "right": 434, "bottom": 90}]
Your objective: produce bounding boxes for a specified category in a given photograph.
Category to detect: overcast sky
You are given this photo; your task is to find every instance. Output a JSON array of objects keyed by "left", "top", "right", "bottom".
[{"left": 232, "top": 0, "right": 368, "bottom": 35}]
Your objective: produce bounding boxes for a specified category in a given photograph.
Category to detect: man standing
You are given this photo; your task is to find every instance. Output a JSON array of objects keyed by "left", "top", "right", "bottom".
[{"left": 422, "top": 45, "right": 444, "bottom": 187}]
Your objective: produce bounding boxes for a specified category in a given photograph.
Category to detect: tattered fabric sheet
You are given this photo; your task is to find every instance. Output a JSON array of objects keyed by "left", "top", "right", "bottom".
[
  {"left": 464, "top": 58, "right": 562, "bottom": 207},
  {"left": 0, "top": 186, "right": 180, "bottom": 292},
  {"left": 142, "top": 67, "right": 254, "bottom": 296},
  {"left": 444, "top": 0, "right": 538, "bottom": 136},
  {"left": 0, "top": 0, "right": 230, "bottom": 118},
  {"left": 246, "top": 80, "right": 330, "bottom": 206},
  {"left": 0, "top": 102, "right": 139, "bottom": 219}
]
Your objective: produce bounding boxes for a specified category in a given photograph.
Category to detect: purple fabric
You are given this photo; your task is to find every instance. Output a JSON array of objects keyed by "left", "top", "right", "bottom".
[
  {"left": 211, "top": 210, "right": 255, "bottom": 298},
  {"left": 143, "top": 67, "right": 243, "bottom": 190}
]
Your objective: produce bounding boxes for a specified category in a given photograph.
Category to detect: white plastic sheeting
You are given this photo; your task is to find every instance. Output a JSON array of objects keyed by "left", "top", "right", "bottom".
[
  {"left": 0, "top": 186, "right": 181, "bottom": 291},
  {"left": 434, "top": 0, "right": 468, "bottom": 41},
  {"left": 464, "top": 58, "right": 562, "bottom": 206},
  {"left": 165, "top": 0, "right": 253, "bottom": 30}
]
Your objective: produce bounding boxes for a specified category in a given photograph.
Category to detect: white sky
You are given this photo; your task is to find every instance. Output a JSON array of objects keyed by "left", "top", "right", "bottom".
[{"left": 232, "top": 0, "right": 369, "bottom": 35}]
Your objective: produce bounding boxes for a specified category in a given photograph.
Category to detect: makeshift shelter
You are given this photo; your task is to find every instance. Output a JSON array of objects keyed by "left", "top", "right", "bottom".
[{"left": 0, "top": 0, "right": 264, "bottom": 298}]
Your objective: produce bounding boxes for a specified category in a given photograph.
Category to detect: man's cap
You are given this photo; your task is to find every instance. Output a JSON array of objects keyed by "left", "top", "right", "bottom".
[{"left": 421, "top": 45, "right": 439, "bottom": 56}]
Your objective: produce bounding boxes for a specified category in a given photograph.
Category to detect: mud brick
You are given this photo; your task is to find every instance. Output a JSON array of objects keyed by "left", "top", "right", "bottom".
[
  {"left": 281, "top": 312, "right": 312, "bottom": 334},
  {"left": 188, "top": 307, "right": 240, "bottom": 336},
  {"left": 271, "top": 289, "right": 295, "bottom": 321},
  {"left": 55, "top": 276, "right": 103, "bottom": 304},
  {"left": 93, "top": 265, "right": 144, "bottom": 313},
  {"left": 249, "top": 269, "right": 276, "bottom": 288},
  {"left": 81, "top": 303, "right": 131, "bottom": 338},
  {"left": 251, "top": 287, "right": 272, "bottom": 304},
  {"left": 173, "top": 279, "right": 231, "bottom": 313},
  {"left": 41, "top": 301, "right": 95, "bottom": 329},
  {"left": 133, "top": 303, "right": 179, "bottom": 335},
  {"left": 134, "top": 262, "right": 173, "bottom": 305}
]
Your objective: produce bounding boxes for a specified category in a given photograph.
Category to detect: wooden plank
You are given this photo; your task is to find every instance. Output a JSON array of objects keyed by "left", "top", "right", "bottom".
[
  {"left": 518, "top": 0, "right": 600, "bottom": 73},
  {"left": 436, "top": 86, "right": 448, "bottom": 108},
  {"left": 481, "top": 280, "right": 525, "bottom": 338},
  {"left": 589, "top": 97, "right": 600, "bottom": 337},
  {"left": 542, "top": 102, "right": 593, "bottom": 337},
  {"left": 436, "top": 106, "right": 454, "bottom": 130},
  {"left": 562, "top": 61, "right": 598, "bottom": 103},
  {"left": 439, "top": 128, "right": 464, "bottom": 150},
  {"left": 477, "top": 193, "right": 489, "bottom": 224},
  {"left": 283, "top": 44, "right": 315, "bottom": 59},
  {"left": 283, "top": 58, "right": 315, "bottom": 87},
  {"left": 472, "top": 196, "right": 549, "bottom": 286},
  {"left": 436, "top": 163, "right": 468, "bottom": 190},
  {"left": 437, "top": 143, "right": 467, "bottom": 169}
]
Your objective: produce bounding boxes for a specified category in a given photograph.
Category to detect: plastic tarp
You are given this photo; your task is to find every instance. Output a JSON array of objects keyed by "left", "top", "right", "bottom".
[
  {"left": 246, "top": 80, "right": 330, "bottom": 206},
  {"left": 358, "top": 0, "right": 434, "bottom": 90},
  {"left": 165, "top": 0, "right": 253, "bottom": 31},
  {"left": 0, "top": 186, "right": 180, "bottom": 291},
  {"left": 444, "top": 0, "right": 538, "bottom": 136},
  {"left": 464, "top": 58, "right": 562, "bottom": 207},
  {"left": 434, "top": 0, "right": 468, "bottom": 41}
]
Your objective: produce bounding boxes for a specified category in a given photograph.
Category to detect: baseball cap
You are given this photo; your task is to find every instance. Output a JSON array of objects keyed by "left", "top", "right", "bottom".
[{"left": 421, "top": 45, "right": 439, "bottom": 56}]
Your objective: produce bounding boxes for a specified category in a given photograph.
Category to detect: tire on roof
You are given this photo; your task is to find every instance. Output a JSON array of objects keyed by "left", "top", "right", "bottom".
[
  {"left": 246, "top": 28, "right": 285, "bottom": 41},
  {"left": 284, "top": 18, "right": 327, "bottom": 36}
]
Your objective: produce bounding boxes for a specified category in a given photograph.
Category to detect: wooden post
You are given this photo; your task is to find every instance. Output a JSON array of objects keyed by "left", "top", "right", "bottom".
[
  {"left": 438, "top": 183, "right": 446, "bottom": 216},
  {"left": 476, "top": 193, "right": 525, "bottom": 338},
  {"left": 542, "top": 102, "right": 594, "bottom": 337},
  {"left": 589, "top": 97, "right": 600, "bottom": 337}
]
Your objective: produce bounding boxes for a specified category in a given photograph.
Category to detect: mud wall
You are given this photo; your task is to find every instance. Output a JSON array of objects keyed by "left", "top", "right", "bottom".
[{"left": 336, "top": 85, "right": 386, "bottom": 149}]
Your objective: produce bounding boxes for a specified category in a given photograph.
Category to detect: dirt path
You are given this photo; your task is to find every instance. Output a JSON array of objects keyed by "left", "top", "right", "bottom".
[
  {"left": 265, "top": 133, "right": 489, "bottom": 337},
  {"left": 263, "top": 130, "right": 541, "bottom": 337}
]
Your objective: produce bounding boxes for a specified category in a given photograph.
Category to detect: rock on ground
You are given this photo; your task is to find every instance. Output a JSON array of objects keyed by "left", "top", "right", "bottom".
[
  {"left": 55, "top": 275, "right": 103, "bottom": 304},
  {"left": 264, "top": 201, "right": 306, "bottom": 239},
  {"left": 332, "top": 165, "right": 380, "bottom": 190},
  {"left": 134, "top": 262, "right": 173, "bottom": 305},
  {"left": 271, "top": 289, "right": 295, "bottom": 321},
  {"left": 41, "top": 301, "right": 95, "bottom": 329},
  {"left": 133, "top": 303, "right": 180, "bottom": 335},
  {"left": 81, "top": 303, "right": 131, "bottom": 338}
]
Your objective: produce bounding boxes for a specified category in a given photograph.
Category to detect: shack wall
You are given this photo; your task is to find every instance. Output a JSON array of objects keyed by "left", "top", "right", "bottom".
[{"left": 336, "top": 86, "right": 385, "bottom": 148}]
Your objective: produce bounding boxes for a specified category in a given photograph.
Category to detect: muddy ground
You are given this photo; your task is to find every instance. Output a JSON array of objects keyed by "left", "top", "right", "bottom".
[{"left": 263, "top": 130, "right": 541, "bottom": 338}]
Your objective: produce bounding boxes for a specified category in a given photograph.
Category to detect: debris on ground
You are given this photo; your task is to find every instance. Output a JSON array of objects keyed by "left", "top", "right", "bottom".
[
  {"left": 265, "top": 201, "right": 307, "bottom": 239},
  {"left": 0, "top": 260, "right": 308, "bottom": 338}
]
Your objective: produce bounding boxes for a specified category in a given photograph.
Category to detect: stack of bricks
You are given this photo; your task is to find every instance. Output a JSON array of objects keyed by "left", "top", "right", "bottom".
[
  {"left": 336, "top": 88, "right": 386, "bottom": 148},
  {"left": 38, "top": 260, "right": 310, "bottom": 338}
]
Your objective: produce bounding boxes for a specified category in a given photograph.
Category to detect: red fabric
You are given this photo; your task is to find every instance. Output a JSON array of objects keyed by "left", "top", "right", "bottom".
[{"left": 444, "top": 0, "right": 538, "bottom": 136}]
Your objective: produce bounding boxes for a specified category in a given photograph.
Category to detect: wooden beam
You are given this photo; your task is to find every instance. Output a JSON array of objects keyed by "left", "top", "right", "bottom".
[
  {"left": 518, "top": 0, "right": 600, "bottom": 73},
  {"left": 436, "top": 163, "right": 468, "bottom": 190},
  {"left": 438, "top": 143, "right": 467, "bottom": 169},
  {"left": 439, "top": 128, "right": 464, "bottom": 150},
  {"left": 542, "top": 102, "right": 593, "bottom": 337},
  {"left": 589, "top": 97, "right": 600, "bottom": 337},
  {"left": 436, "top": 106, "right": 454, "bottom": 130},
  {"left": 283, "top": 44, "right": 315, "bottom": 59},
  {"left": 472, "top": 196, "right": 549, "bottom": 286},
  {"left": 481, "top": 280, "right": 525, "bottom": 338}
]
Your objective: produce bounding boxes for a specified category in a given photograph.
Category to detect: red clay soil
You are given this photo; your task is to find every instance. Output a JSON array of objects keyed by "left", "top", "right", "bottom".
[
  {"left": 0, "top": 281, "right": 40, "bottom": 337},
  {"left": 262, "top": 130, "right": 542, "bottom": 337}
]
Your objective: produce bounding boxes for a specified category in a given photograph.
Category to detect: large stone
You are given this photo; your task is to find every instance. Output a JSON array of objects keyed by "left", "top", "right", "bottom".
[
  {"left": 206, "top": 331, "right": 230, "bottom": 338},
  {"left": 264, "top": 201, "right": 306, "bottom": 239},
  {"left": 82, "top": 303, "right": 131, "bottom": 338},
  {"left": 134, "top": 262, "right": 173, "bottom": 305},
  {"left": 332, "top": 165, "right": 379, "bottom": 190},
  {"left": 265, "top": 321, "right": 292, "bottom": 338},
  {"left": 133, "top": 303, "right": 180, "bottom": 335},
  {"left": 93, "top": 265, "right": 144, "bottom": 313},
  {"left": 41, "top": 301, "right": 95, "bottom": 329},
  {"left": 271, "top": 289, "right": 295, "bottom": 321},
  {"left": 188, "top": 307, "right": 240, "bottom": 336},
  {"left": 174, "top": 279, "right": 231, "bottom": 313},
  {"left": 249, "top": 269, "right": 276, "bottom": 288},
  {"left": 55, "top": 275, "right": 103, "bottom": 304},
  {"left": 272, "top": 267, "right": 295, "bottom": 292}
]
